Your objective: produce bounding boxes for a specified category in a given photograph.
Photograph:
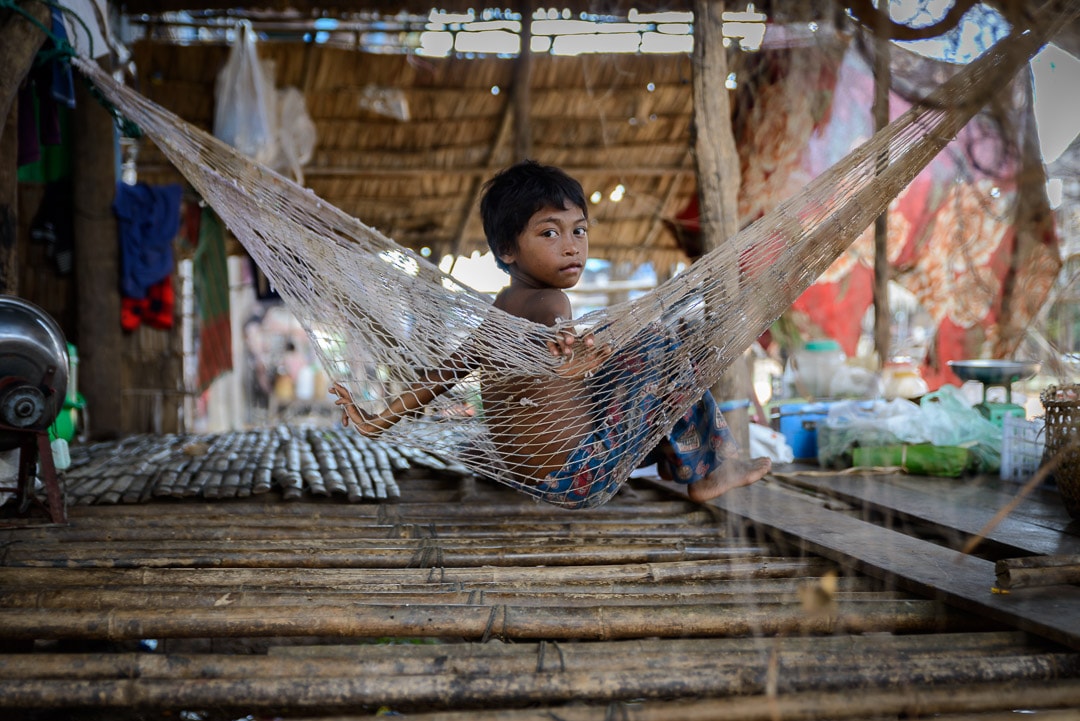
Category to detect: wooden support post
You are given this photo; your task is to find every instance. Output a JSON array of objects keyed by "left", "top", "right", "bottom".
[
  {"left": 0, "top": 5, "right": 50, "bottom": 294},
  {"left": 994, "top": 72, "right": 1055, "bottom": 357},
  {"left": 512, "top": 2, "right": 534, "bottom": 162},
  {"left": 0, "top": 4, "right": 50, "bottom": 138},
  {"left": 872, "top": 10, "right": 892, "bottom": 366},
  {"left": 0, "top": 104, "right": 17, "bottom": 295},
  {"left": 73, "top": 60, "right": 124, "bottom": 440},
  {"left": 692, "top": 0, "right": 749, "bottom": 451}
]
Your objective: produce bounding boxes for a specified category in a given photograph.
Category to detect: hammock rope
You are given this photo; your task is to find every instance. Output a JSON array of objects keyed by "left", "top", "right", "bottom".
[{"left": 71, "top": 1, "right": 1075, "bottom": 507}]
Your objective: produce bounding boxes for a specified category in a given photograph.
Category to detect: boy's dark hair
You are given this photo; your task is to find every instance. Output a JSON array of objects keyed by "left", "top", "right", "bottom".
[{"left": 480, "top": 160, "right": 588, "bottom": 273}]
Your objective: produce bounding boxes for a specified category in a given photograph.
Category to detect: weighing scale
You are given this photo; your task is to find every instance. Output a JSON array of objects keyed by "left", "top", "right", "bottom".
[{"left": 947, "top": 359, "right": 1041, "bottom": 426}]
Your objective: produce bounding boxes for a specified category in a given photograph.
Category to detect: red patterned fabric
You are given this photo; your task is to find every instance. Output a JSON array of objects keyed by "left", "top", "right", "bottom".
[
  {"left": 674, "top": 43, "right": 1059, "bottom": 391},
  {"left": 786, "top": 48, "right": 1059, "bottom": 389}
]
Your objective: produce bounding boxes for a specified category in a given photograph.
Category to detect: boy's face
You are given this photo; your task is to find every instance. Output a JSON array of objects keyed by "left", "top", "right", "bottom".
[{"left": 499, "top": 203, "right": 588, "bottom": 290}]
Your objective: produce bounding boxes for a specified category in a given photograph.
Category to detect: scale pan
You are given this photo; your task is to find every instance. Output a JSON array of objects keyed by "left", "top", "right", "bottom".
[{"left": 947, "top": 359, "right": 1041, "bottom": 386}]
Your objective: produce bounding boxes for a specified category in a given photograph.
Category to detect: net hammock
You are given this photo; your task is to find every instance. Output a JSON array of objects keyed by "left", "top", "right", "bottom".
[{"left": 72, "top": 3, "right": 1072, "bottom": 508}]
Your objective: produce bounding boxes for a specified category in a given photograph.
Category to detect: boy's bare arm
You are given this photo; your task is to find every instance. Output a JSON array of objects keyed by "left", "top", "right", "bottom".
[{"left": 330, "top": 351, "right": 474, "bottom": 436}]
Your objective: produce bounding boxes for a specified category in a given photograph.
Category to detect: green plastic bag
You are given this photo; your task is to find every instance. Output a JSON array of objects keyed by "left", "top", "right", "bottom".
[{"left": 852, "top": 444, "right": 971, "bottom": 477}]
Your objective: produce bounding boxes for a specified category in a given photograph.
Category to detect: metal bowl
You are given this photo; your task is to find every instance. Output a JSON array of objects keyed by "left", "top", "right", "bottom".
[{"left": 947, "top": 359, "right": 1041, "bottom": 386}]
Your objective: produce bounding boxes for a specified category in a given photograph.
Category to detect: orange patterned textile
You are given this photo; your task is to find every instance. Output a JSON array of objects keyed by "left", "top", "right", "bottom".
[{"left": 785, "top": 45, "right": 1060, "bottom": 389}]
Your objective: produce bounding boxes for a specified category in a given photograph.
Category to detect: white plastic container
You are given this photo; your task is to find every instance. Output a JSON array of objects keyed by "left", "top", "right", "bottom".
[
  {"left": 882, "top": 360, "right": 929, "bottom": 400},
  {"left": 792, "top": 340, "right": 846, "bottom": 398},
  {"left": 1001, "top": 415, "right": 1045, "bottom": 483}
]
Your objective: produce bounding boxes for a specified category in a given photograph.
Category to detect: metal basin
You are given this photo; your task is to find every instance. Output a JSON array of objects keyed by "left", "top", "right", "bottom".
[
  {"left": 947, "top": 359, "right": 1041, "bottom": 386},
  {"left": 0, "top": 296, "right": 68, "bottom": 444}
]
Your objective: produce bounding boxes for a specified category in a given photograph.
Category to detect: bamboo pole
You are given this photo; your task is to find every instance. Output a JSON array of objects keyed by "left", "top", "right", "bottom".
[
  {"left": 267, "top": 630, "right": 1033, "bottom": 661},
  {"left": 1, "top": 655, "right": 1076, "bottom": 710},
  {"left": 1, "top": 519, "right": 736, "bottom": 543},
  {"left": 0, "top": 509, "right": 745, "bottom": 541},
  {"left": 0, "top": 558, "right": 836, "bottom": 589},
  {"left": 0, "top": 599, "right": 972, "bottom": 642},
  {"left": 995, "top": 555, "right": 1080, "bottom": 590},
  {"left": 0, "top": 586, "right": 904, "bottom": 611},
  {"left": 344, "top": 680, "right": 1080, "bottom": 721},
  {"left": 0, "top": 639, "right": 1060, "bottom": 680},
  {"left": 0, "top": 576, "right": 880, "bottom": 604},
  {"left": 0, "top": 541, "right": 772, "bottom": 569},
  {"left": 1, "top": 534, "right": 751, "bottom": 553},
  {"left": 39, "top": 496, "right": 699, "bottom": 518},
  {"left": 5, "top": 509, "right": 737, "bottom": 531}
]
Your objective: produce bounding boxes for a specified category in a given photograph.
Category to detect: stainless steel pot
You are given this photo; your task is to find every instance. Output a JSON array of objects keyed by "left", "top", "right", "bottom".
[{"left": 0, "top": 296, "right": 68, "bottom": 446}]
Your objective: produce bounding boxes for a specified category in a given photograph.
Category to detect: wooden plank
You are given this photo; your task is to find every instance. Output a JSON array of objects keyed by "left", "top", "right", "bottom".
[
  {"left": 702, "top": 479, "right": 1080, "bottom": 651},
  {"left": 776, "top": 471, "right": 1080, "bottom": 557},
  {"left": 843, "top": 471, "right": 1072, "bottom": 533}
]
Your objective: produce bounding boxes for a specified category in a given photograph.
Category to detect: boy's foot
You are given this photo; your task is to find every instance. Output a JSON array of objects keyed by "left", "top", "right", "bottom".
[{"left": 687, "top": 456, "right": 771, "bottom": 503}]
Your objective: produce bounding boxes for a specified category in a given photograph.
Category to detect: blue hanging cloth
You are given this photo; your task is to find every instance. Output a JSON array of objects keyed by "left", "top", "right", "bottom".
[{"left": 112, "top": 181, "right": 183, "bottom": 300}]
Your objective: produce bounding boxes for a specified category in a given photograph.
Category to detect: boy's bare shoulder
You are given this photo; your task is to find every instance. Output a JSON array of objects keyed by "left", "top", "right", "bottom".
[{"left": 493, "top": 286, "right": 571, "bottom": 326}]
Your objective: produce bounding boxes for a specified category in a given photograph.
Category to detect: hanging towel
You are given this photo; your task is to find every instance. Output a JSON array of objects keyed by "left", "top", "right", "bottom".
[{"left": 194, "top": 207, "right": 233, "bottom": 389}]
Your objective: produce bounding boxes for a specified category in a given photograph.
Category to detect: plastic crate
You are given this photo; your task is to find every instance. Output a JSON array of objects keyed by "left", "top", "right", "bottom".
[{"left": 1000, "top": 415, "right": 1045, "bottom": 482}]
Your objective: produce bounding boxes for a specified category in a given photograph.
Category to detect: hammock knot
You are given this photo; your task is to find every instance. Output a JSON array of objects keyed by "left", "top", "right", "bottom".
[{"left": 80, "top": 76, "right": 144, "bottom": 140}]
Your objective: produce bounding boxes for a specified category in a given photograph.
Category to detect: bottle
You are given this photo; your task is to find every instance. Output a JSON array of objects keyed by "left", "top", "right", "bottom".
[{"left": 51, "top": 438, "right": 71, "bottom": 471}]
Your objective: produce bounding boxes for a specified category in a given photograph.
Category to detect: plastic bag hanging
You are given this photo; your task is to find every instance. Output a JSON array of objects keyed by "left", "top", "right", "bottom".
[
  {"left": 213, "top": 20, "right": 277, "bottom": 166},
  {"left": 273, "top": 87, "right": 317, "bottom": 184}
]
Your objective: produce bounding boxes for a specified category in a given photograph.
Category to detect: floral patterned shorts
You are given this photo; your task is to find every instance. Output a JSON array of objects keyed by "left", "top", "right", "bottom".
[{"left": 530, "top": 330, "right": 739, "bottom": 509}]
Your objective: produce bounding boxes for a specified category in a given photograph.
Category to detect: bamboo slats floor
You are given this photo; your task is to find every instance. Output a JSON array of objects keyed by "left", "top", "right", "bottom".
[{"left": 2, "top": 430, "right": 1080, "bottom": 719}]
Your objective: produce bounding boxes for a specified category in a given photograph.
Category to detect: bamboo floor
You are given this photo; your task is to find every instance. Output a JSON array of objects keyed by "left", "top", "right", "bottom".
[{"left": 1, "top": 427, "right": 1080, "bottom": 719}]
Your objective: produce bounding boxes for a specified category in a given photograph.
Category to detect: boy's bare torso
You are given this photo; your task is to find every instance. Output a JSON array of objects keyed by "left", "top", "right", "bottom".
[{"left": 482, "top": 285, "right": 594, "bottom": 482}]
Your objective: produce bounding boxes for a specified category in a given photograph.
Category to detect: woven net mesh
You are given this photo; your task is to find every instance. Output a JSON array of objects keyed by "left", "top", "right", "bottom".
[{"left": 72, "top": 4, "right": 1069, "bottom": 507}]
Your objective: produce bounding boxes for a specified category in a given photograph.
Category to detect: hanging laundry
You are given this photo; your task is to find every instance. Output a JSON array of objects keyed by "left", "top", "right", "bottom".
[
  {"left": 112, "top": 181, "right": 183, "bottom": 331},
  {"left": 193, "top": 207, "right": 233, "bottom": 390},
  {"left": 122, "top": 277, "right": 175, "bottom": 331},
  {"left": 16, "top": 9, "right": 76, "bottom": 177}
]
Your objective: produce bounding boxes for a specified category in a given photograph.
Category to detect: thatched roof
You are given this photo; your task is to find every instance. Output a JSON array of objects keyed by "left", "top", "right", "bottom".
[
  {"left": 122, "top": 1, "right": 1080, "bottom": 272},
  {"left": 132, "top": 41, "right": 724, "bottom": 269},
  {"left": 121, "top": 0, "right": 857, "bottom": 270}
]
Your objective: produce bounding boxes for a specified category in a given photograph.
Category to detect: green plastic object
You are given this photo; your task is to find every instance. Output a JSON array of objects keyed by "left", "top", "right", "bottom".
[
  {"left": 49, "top": 343, "right": 83, "bottom": 442},
  {"left": 852, "top": 444, "right": 971, "bottom": 477},
  {"left": 49, "top": 392, "right": 85, "bottom": 443}
]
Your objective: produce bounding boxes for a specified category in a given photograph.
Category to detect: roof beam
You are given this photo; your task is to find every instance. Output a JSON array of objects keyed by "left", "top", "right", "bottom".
[{"left": 138, "top": 164, "right": 694, "bottom": 179}]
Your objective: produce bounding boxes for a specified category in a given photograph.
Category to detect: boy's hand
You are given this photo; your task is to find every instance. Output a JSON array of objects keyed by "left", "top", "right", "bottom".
[
  {"left": 329, "top": 383, "right": 387, "bottom": 437},
  {"left": 547, "top": 330, "right": 612, "bottom": 379}
]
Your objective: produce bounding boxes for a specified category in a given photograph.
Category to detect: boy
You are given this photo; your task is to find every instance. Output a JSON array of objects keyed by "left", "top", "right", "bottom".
[{"left": 331, "top": 160, "right": 770, "bottom": 507}]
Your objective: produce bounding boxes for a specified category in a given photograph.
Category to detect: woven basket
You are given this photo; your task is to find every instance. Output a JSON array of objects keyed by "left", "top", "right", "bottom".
[{"left": 1040, "top": 384, "right": 1080, "bottom": 519}]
